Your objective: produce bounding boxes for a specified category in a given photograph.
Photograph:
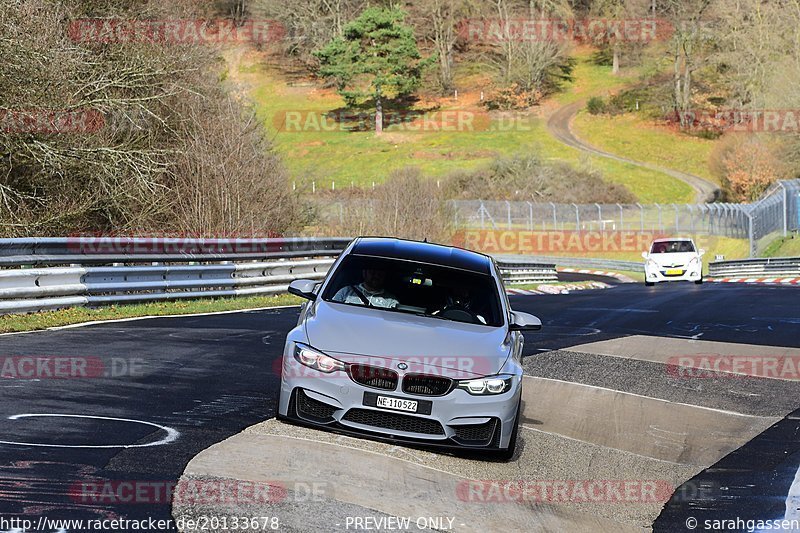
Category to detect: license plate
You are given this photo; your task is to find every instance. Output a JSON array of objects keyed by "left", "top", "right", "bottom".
[
  {"left": 666, "top": 269, "right": 684, "bottom": 275},
  {"left": 376, "top": 396, "right": 418, "bottom": 413}
]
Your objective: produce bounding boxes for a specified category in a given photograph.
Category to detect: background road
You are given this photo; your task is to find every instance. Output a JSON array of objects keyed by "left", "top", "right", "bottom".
[
  {"left": 0, "top": 283, "right": 798, "bottom": 531},
  {"left": 547, "top": 102, "right": 721, "bottom": 203}
]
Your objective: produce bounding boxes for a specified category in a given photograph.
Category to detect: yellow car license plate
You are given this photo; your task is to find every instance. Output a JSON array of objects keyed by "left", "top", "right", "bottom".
[{"left": 666, "top": 269, "right": 683, "bottom": 275}]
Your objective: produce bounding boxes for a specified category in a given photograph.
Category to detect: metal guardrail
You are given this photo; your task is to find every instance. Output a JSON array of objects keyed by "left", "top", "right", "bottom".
[
  {"left": 0, "top": 237, "right": 350, "bottom": 315},
  {"left": 498, "top": 255, "right": 642, "bottom": 272},
  {"left": 709, "top": 257, "right": 800, "bottom": 278},
  {"left": 0, "top": 237, "right": 351, "bottom": 267},
  {"left": 0, "top": 238, "right": 562, "bottom": 315},
  {"left": 495, "top": 260, "right": 558, "bottom": 283}
]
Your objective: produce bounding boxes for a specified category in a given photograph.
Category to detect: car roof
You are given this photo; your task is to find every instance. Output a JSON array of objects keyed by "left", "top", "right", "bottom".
[
  {"left": 349, "top": 237, "right": 492, "bottom": 275},
  {"left": 652, "top": 237, "right": 694, "bottom": 243}
]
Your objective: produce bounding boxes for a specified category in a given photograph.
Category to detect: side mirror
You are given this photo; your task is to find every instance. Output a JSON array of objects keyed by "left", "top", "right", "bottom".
[
  {"left": 288, "top": 279, "right": 318, "bottom": 301},
  {"left": 510, "top": 311, "right": 542, "bottom": 331},
  {"left": 698, "top": 249, "right": 706, "bottom": 256},
  {"left": 641, "top": 251, "right": 649, "bottom": 259}
]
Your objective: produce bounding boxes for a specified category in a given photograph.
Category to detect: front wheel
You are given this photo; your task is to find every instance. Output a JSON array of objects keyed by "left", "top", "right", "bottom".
[
  {"left": 695, "top": 277, "right": 703, "bottom": 285},
  {"left": 645, "top": 281, "right": 655, "bottom": 287}
]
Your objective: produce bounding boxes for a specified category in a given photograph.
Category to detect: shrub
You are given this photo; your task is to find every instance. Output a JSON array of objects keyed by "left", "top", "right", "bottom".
[
  {"left": 443, "top": 153, "right": 635, "bottom": 204},
  {"left": 710, "top": 135, "right": 786, "bottom": 201},
  {"left": 586, "top": 97, "right": 607, "bottom": 115},
  {"left": 483, "top": 84, "right": 543, "bottom": 110}
]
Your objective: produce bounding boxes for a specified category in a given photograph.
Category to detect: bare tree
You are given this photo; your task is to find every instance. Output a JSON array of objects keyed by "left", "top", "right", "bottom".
[
  {"left": 409, "top": 0, "right": 466, "bottom": 91},
  {"left": 251, "top": 0, "right": 366, "bottom": 65},
  {"left": 662, "top": 0, "right": 715, "bottom": 129},
  {"left": 0, "top": 0, "right": 299, "bottom": 236}
]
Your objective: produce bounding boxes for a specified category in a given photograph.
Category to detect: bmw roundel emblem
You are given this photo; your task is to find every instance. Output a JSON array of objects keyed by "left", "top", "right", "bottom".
[{"left": 397, "top": 362, "right": 408, "bottom": 370}]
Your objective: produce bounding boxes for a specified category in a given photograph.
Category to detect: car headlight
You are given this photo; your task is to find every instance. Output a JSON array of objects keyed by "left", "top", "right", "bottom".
[
  {"left": 293, "top": 343, "right": 346, "bottom": 373},
  {"left": 457, "top": 375, "right": 514, "bottom": 395},
  {"left": 646, "top": 259, "right": 659, "bottom": 269}
]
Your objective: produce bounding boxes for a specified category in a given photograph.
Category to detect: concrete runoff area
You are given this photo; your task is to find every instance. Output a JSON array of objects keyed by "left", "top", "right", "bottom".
[
  {"left": 173, "top": 335, "right": 800, "bottom": 532},
  {"left": 568, "top": 335, "right": 800, "bottom": 371},
  {"left": 521, "top": 376, "right": 776, "bottom": 465},
  {"left": 174, "top": 430, "right": 640, "bottom": 533}
]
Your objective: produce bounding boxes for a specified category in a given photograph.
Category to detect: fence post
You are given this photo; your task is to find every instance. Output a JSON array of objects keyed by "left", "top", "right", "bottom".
[
  {"left": 550, "top": 202, "right": 557, "bottom": 230},
  {"left": 572, "top": 203, "right": 580, "bottom": 230},
  {"left": 636, "top": 203, "right": 644, "bottom": 232},
  {"left": 595, "top": 203, "right": 602, "bottom": 229},
  {"left": 748, "top": 211, "right": 755, "bottom": 257},
  {"left": 617, "top": 203, "right": 624, "bottom": 231},
  {"left": 506, "top": 201, "right": 512, "bottom": 230},
  {"left": 480, "top": 201, "right": 485, "bottom": 230},
  {"left": 655, "top": 203, "right": 662, "bottom": 232},
  {"left": 672, "top": 204, "right": 679, "bottom": 232},
  {"left": 780, "top": 182, "right": 788, "bottom": 236},
  {"left": 526, "top": 201, "right": 534, "bottom": 231}
]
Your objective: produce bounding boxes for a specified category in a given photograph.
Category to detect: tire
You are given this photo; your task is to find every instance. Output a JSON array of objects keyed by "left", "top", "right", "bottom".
[
  {"left": 490, "top": 400, "right": 521, "bottom": 461},
  {"left": 645, "top": 281, "right": 655, "bottom": 287},
  {"left": 695, "top": 277, "right": 703, "bottom": 285}
]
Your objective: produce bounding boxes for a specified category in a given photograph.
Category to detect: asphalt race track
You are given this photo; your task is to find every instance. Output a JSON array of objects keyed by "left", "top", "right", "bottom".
[{"left": 0, "top": 282, "right": 799, "bottom": 532}]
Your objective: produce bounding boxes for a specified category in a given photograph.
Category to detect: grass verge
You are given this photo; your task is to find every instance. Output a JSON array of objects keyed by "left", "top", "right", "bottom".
[
  {"left": 762, "top": 234, "right": 800, "bottom": 258},
  {"left": 572, "top": 111, "right": 718, "bottom": 187},
  {"left": 0, "top": 294, "right": 302, "bottom": 334},
  {"left": 236, "top": 51, "right": 698, "bottom": 203}
]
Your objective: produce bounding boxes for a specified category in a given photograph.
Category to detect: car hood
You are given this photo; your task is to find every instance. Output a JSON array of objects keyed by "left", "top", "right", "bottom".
[
  {"left": 303, "top": 300, "right": 512, "bottom": 378},
  {"left": 647, "top": 252, "right": 698, "bottom": 267}
]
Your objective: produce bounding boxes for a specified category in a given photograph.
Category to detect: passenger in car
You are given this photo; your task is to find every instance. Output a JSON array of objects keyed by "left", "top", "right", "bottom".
[{"left": 332, "top": 268, "right": 399, "bottom": 308}]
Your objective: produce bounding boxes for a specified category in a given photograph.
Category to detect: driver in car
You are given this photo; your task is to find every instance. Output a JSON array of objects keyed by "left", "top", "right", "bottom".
[
  {"left": 432, "top": 286, "right": 488, "bottom": 325},
  {"left": 332, "top": 268, "right": 399, "bottom": 309}
]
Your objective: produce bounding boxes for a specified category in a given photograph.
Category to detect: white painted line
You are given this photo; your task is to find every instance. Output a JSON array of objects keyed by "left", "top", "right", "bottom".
[
  {"left": 520, "top": 425, "right": 684, "bottom": 465},
  {"left": 0, "top": 413, "right": 179, "bottom": 448},
  {"left": 522, "top": 375, "right": 763, "bottom": 417}
]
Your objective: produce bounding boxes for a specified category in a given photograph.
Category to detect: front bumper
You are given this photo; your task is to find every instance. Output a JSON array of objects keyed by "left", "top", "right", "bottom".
[
  {"left": 277, "top": 357, "right": 522, "bottom": 450},
  {"left": 645, "top": 264, "right": 702, "bottom": 283}
]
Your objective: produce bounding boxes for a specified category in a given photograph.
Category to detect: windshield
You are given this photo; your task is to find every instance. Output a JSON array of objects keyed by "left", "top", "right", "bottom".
[
  {"left": 651, "top": 241, "right": 695, "bottom": 254},
  {"left": 321, "top": 255, "right": 504, "bottom": 327}
]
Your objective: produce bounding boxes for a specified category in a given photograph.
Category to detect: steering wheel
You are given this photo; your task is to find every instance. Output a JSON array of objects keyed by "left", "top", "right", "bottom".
[{"left": 437, "top": 305, "right": 478, "bottom": 323}]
